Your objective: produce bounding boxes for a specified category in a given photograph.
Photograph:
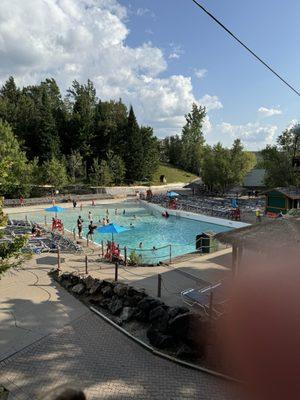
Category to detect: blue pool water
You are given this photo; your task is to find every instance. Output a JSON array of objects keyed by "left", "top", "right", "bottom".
[{"left": 11, "top": 201, "right": 232, "bottom": 263}]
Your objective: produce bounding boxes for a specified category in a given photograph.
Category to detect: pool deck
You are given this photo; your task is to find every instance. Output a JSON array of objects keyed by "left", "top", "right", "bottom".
[
  {"left": 4, "top": 197, "right": 130, "bottom": 215},
  {"left": 5, "top": 201, "right": 233, "bottom": 309}
]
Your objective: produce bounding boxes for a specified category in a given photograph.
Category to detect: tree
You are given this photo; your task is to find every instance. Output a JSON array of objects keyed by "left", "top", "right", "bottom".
[
  {"left": 180, "top": 103, "right": 206, "bottom": 174},
  {"left": 140, "top": 126, "right": 160, "bottom": 180},
  {"left": 90, "top": 159, "right": 113, "bottom": 186},
  {"left": 66, "top": 80, "right": 97, "bottom": 162},
  {"left": 0, "top": 76, "right": 21, "bottom": 131},
  {"left": 229, "top": 139, "right": 256, "bottom": 186},
  {"left": 41, "top": 158, "right": 69, "bottom": 188},
  {"left": 67, "top": 151, "right": 84, "bottom": 183},
  {"left": 0, "top": 120, "right": 32, "bottom": 197},
  {"left": 124, "top": 106, "right": 144, "bottom": 182},
  {"left": 261, "top": 125, "right": 300, "bottom": 187},
  {"left": 92, "top": 100, "right": 128, "bottom": 161},
  {"left": 202, "top": 141, "right": 256, "bottom": 193},
  {"left": 107, "top": 150, "right": 126, "bottom": 184},
  {"left": 168, "top": 135, "right": 183, "bottom": 167}
]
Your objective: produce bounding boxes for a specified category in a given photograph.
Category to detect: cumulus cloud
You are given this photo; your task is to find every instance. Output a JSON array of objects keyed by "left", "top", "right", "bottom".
[
  {"left": 214, "top": 122, "right": 278, "bottom": 150},
  {"left": 0, "top": 0, "right": 221, "bottom": 139},
  {"left": 194, "top": 68, "right": 207, "bottom": 79},
  {"left": 258, "top": 106, "right": 282, "bottom": 117},
  {"left": 199, "top": 94, "right": 223, "bottom": 111}
]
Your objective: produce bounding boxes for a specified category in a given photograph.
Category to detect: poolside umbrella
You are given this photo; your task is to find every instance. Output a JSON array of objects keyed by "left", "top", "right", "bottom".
[
  {"left": 96, "top": 223, "right": 129, "bottom": 240},
  {"left": 44, "top": 205, "right": 65, "bottom": 217},
  {"left": 167, "top": 191, "right": 179, "bottom": 198}
]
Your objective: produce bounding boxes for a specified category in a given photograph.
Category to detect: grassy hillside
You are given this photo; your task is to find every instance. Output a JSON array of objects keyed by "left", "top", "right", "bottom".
[{"left": 151, "top": 164, "right": 198, "bottom": 185}]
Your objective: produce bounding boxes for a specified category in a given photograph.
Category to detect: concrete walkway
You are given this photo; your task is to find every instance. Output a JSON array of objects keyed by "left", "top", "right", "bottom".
[{"left": 0, "top": 263, "right": 234, "bottom": 400}]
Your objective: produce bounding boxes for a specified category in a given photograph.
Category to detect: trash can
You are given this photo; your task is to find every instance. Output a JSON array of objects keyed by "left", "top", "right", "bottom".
[{"left": 196, "top": 231, "right": 217, "bottom": 253}]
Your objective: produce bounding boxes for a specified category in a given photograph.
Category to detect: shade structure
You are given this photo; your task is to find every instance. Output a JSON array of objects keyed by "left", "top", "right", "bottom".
[
  {"left": 44, "top": 206, "right": 65, "bottom": 213},
  {"left": 96, "top": 223, "right": 129, "bottom": 240},
  {"left": 167, "top": 191, "right": 179, "bottom": 198}
]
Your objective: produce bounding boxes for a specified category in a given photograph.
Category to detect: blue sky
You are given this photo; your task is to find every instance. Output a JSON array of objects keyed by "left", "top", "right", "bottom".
[
  {"left": 122, "top": 0, "right": 300, "bottom": 147},
  {"left": 0, "top": 0, "right": 299, "bottom": 149}
]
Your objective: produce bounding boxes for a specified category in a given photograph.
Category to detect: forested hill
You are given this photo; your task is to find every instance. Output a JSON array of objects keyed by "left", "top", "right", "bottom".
[
  {"left": 0, "top": 77, "right": 159, "bottom": 187},
  {"left": 1, "top": 76, "right": 263, "bottom": 198}
]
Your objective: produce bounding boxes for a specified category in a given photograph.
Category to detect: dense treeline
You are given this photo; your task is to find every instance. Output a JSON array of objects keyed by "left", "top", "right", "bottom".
[
  {"left": 160, "top": 104, "right": 256, "bottom": 193},
  {"left": 0, "top": 77, "right": 159, "bottom": 196},
  {"left": 260, "top": 127, "right": 300, "bottom": 188},
  {"left": 3, "top": 76, "right": 290, "bottom": 199}
]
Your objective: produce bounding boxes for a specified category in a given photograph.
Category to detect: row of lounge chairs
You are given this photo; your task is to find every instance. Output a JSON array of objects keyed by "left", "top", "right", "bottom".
[
  {"left": 150, "top": 194, "right": 265, "bottom": 220},
  {"left": 1, "top": 219, "right": 82, "bottom": 254}
]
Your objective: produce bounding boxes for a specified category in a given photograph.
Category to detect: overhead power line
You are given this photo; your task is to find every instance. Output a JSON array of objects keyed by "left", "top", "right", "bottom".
[{"left": 190, "top": 0, "right": 300, "bottom": 97}]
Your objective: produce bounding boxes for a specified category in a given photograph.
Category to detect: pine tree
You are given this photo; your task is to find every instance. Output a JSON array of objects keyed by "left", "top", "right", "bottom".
[{"left": 124, "top": 106, "right": 144, "bottom": 182}]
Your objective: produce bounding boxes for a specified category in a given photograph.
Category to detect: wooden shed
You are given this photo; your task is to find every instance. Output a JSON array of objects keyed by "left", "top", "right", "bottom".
[{"left": 264, "top": 187, "right": 300, "bottom": 214}]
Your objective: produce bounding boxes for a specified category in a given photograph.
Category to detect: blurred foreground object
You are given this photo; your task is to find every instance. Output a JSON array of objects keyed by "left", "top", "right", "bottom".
[{"left": 225, "top": 254, "right": 300, "bottom": 400}]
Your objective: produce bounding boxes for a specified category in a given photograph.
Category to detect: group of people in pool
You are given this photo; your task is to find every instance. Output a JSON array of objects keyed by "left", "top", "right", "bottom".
[{"left": 76, "top": 208, "right": 137, "bottom": 240}]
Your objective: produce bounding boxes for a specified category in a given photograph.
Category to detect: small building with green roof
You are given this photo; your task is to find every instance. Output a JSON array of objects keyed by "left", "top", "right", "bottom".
[{"left": 264, "top": 187, "right": 300, "bottom": 214}]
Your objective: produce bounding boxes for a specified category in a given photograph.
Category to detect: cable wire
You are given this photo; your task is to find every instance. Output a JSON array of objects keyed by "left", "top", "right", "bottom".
[{"left": 190, "top": 0, "right": 300, "bottom": 97}]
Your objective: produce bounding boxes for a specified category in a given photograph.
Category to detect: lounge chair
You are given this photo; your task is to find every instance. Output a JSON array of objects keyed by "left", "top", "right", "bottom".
[{"left": 181, "top": 281, "right": 229, "bottom": 318}]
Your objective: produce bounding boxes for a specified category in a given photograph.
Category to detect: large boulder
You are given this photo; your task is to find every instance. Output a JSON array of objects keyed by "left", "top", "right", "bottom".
[
  {"left": 69, "top": 275, "right": 80, "bottom": 286},
  {"left": 137, "top": 297, "right": 162, "bottom": 313},
  {"left": 149, "top": 306, "right": 169, "bottom": 333},
  {"left": 168, "top": 306, "right": 189, "bottom": 320},
  {"left": 114, "top": 283, "right": 128, "bottom": 298},
  {"left": 72, "top": 283, "right": 86, "bottom": 295},
  {"left": 120, "top": 307, "right": 136, "bottom": 322},
  {"left": 168, "top": 313, "right": 195, "bottom": 338},
  {"left": 135, "top": 297, "right": 163, "bottom": 322},
  {"left": 89, "top": 280, "right": 103, "bottom": 295},
  {"left": 146, "top": 327, "right": 175, "bottom": 349},
  {"left": 123, "top": 294, "right": 145, "bottom": 307},
  {"left": 108, "top": 297, "right": 123, "bottom": 315},
  {"left": 168, "top": 313, "right": 204, "bottom": 346},
  {"left": 98, "top": 298, "right": 111, "bottom": 310},
  {"left": 127, "top": 286, "right": 146, "bottom": 298},
  {"left": 101, "top": 285, "right": 114, "bottom": 298},
  {"left": 83, "top": 276, "right": 95, "bottom": 290}
]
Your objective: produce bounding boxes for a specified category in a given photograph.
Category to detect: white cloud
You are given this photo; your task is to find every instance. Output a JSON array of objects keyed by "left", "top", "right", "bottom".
[
  {"left": 199, "top": 94, "right": 223, "bottom": 111},
  {"left": 0, "top": 0, "right": 220, "bottom": 139},
  {"left": 168, "top": 43, "right": 184, "bottom": 60},
  {"left": 136, "top": 7, "right": 155, "bottom": 18},
  {"left": 214, "top": 122, "right": 278, "bottom": 150},
  {"left": 194, "top": 68, "right": 207, "bottom": 79},
  {"left": 169, "top": 53, "right": 180, "bottom": 60},
  {"left": 258, "top": 106, "right": 282, "bottom": 117}
]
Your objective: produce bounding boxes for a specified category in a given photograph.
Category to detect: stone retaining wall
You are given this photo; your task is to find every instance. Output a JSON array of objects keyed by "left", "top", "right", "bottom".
[{"left": 49, "top": 270, "right": 210, "bottom": 362}]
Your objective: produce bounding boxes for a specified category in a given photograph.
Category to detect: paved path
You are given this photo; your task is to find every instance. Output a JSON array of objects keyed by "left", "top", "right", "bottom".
[
  {"left": 0, "top": 263, "right": 234, "bottom": 400},
  {"left": 1, "top": 312, "right": 233, "bottom": 400}
]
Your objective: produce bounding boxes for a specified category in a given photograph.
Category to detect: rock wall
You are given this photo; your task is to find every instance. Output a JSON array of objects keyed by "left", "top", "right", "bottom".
[{"left": 49, "top": 270, "right": 209, "bottom": 362}]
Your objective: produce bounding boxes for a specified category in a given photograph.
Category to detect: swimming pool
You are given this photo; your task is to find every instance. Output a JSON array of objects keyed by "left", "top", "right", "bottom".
[{"left": 10, "top": 201, "right": 232, "bottom": 263}]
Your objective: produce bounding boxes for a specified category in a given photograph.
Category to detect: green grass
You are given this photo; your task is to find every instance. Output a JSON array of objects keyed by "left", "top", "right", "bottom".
[{"left": 150, "top": 164, "right": 198, "bottom": 185}]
